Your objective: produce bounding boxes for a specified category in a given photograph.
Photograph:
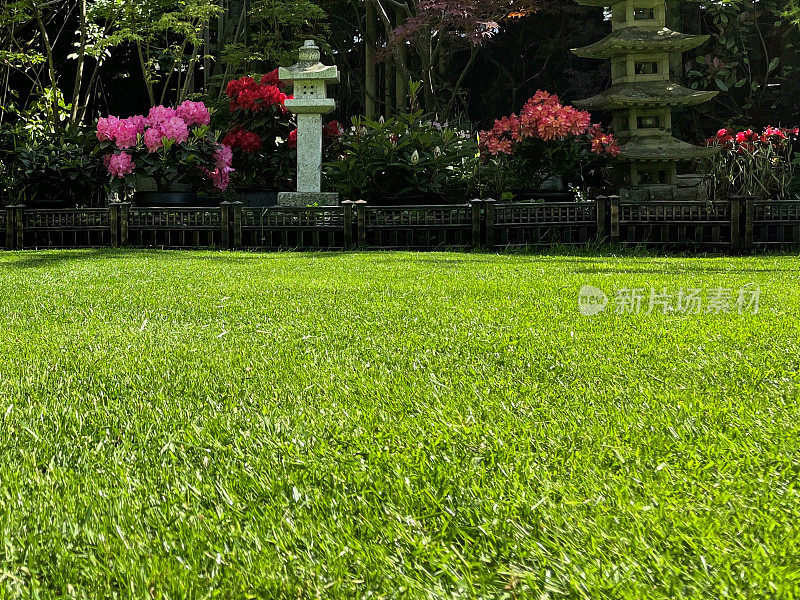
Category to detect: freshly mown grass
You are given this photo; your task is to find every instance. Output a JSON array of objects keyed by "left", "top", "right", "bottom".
[{"left": 0, "top": 248, "right": 799, "bottom": 599}]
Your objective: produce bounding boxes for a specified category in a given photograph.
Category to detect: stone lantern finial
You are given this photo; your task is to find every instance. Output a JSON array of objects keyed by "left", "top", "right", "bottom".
[
  {"left": 277, "top": 39, "right": 341, "bottom": 207},
  {"left": 298, "top": 40, "right": 320, "bottom": 63}
]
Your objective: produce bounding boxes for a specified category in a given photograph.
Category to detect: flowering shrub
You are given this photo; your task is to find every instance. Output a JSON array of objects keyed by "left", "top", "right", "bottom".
[
  {"left": 97, "top": 100, "right": 232, "bottom": 193},
  {"left": 325, "top": 112, "right": 477, "bottom": 202},
  {"left": 478, "top": 91, "right": 619, "bottom": 195},
  {"left": 703, "top": 126, "right": 799, "bottom": 199},
  {"left": 216, "top": 71, "right": 296, "bottom": 190}
]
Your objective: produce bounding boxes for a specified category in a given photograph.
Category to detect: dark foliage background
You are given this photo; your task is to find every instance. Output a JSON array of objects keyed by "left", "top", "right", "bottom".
[{"left": 1, "top": 0, "right": 798, "bottom": 140}]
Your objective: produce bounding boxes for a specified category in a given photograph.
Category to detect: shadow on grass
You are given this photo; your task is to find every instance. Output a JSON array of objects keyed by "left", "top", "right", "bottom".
[
  {"left": 0, "top": 248, "right": 368, "bottom": 270},
  {"left": 1, "top": 244, "right": 798, "bottom": 271}
]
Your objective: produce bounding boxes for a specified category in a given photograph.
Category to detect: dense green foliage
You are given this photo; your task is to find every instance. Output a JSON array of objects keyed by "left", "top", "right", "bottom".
[
  {"left": 325, "top": 112, "right": 477, "bottom": 201},
  {"left": 0, "top": 249, "right": 798, "bottom": 597}
]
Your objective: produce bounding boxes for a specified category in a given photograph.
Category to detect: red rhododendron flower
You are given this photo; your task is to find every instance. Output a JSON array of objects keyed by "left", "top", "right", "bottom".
[
  {"left": 226, "top": 75, "right": 290, "bottom": 113},
  {"left": 323, "top": 120, "right": 343, "bottom": 139},
  {"left": 223, "top": 126, "right": 263, "bottom": 153},
  {"left": 261, "top": 69, "right": 287, "bottom": 89},
  {"left": 287, "top": 129, "right": 298, "bottom": 148}
]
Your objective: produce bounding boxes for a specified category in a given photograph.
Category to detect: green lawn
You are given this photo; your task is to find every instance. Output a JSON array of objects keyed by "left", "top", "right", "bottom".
[{"left": 1, "top": 249, "right": 799, "bottom": 599}]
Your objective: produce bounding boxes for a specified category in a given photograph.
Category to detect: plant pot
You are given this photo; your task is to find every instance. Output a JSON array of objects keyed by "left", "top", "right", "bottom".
[
  {"left": 237, "top": 189, "right": 278, "bottom": 207},
  {"left": 134, "top": 192, "right": 218, "bottom": 207}
]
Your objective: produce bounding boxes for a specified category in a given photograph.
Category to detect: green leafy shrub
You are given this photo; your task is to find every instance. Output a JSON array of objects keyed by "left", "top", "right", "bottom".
[
  {"left": 324, "top": 112, "right": 478, "bottom": 203},
  {"left": 0, "top": 124, "right": 106, "bottom": 206}
]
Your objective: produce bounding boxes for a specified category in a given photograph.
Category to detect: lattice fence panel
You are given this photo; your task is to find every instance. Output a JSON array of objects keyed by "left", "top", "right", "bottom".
[
  {"left": 127, "top": 207, "right": 223, "bottom": 248},
  {"left": 21, "top": 208, "right": 112, "bottom": 248},
  {"left": 752, "top": 200, "right": 800, "bottom": 246},
  {"left": 362, "top": 205, "right": 474, "bottom": 249},
  {"left": 493, "top": 202, "right": 597, "bottom": 247},
  {"left": 618, "top": 201, "right": 732, "bottom": 246},
  {"left": 241, "top": 206, "right": 345, "bottom": 250}
]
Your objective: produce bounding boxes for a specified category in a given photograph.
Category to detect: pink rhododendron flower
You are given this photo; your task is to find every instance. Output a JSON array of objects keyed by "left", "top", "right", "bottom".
[
  {"left": 144, "top": 127, "right": 165, "bottom": 152},
  {"left": 146, "top": 105, "right": 178, "bottom": 127},
  {"left": 160, "top": 117, "right": 190, "bottom": 144},
  {"left": 104, "top": 152, "right": 136, "bottom": 178},
  {"left": 213, "top": 144, "right": 233, "bottom": 171},
  {"left": 96, "top": 116, "right": 120, "bottom": 142},
  {"left": 210, "top": 167, "right": 233, "bottom": 190},
  {"left": 478, "top": 90, "right": 609, "bottom": 157},
  {"left": 176, "top": 100, "right": 211, "bottom": 126},
  {"left": 114, "top": 121, "right": 139, "bottom": 149},
  {"left": 97, "top": 116, "right": 141, "bottom": 149},
  {"left": 200, "top": 165, "right": 234, "bottom": 190},
  {"left": 123, "top": 115, "right": 148, "bottom": 134}
]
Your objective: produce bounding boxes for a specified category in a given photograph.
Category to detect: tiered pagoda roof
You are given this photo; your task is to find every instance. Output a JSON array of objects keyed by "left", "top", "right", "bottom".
[
  {"left": 571, "top": 0, "right": 717, "bottom": 182},
  {"left": 616, "top": 136, "right": 718, "bottom": 162},
  {"left": 573, "top": 27, "right": 711, "bottom": 59},
  {"left": 573, "top": 81, "right": 717, "bottom": 111}
]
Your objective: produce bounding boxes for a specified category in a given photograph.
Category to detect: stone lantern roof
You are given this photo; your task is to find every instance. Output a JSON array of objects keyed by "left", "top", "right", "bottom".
[
  {"left": 573, "top": 27, "right": 710, "bottom": 59},
  {"left": 278, "top": 40, "right": 340, "bottom": 115},
  {"left": 573, "top": 81, "right": 717, "bottom": 111},
  {"left": 616, "top": 136, "right": 718, "bottom": 162}
]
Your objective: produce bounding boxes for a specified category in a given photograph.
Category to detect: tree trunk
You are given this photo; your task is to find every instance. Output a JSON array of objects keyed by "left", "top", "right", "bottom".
[
  {"left": 365, "top": 0, "right": 378, "bottom": 119},
  {"left": 70, "top": 0, "right": 87, "bottom": 123}
]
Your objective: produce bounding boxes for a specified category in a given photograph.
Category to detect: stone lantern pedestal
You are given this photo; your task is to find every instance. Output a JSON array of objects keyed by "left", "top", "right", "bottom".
[{"left": 278, "top": 40, "right": 340, "bottom": 207}]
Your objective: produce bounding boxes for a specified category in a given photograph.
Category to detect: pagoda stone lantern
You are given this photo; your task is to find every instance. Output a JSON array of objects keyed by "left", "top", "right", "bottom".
[
  {"left": 278, "top": 40, "right": 340, "bottom": 207},
  {"left": 572, "top": 0, "right": 718, "bottom": 190}
]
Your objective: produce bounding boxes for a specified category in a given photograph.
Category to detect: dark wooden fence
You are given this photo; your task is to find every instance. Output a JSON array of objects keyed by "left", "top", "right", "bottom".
[{"left": 2, "top": 197, "right": 799, "bottom": 252}]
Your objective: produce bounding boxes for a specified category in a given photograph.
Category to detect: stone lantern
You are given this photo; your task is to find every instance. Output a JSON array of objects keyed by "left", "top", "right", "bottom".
[
  {"left": 572, "top": 0, "right": 718, "bottom": 189},
  {"left": 278, "top": 40, "right": 340, "bottom": 207}
]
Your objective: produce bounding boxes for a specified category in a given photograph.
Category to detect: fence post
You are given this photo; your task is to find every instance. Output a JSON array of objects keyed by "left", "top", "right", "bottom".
[
  {"left": 484, "top": 198, "right": 496, "bottom": 248},
  {"left": 342, "top": 200, "right": 354, "bottom": 249},
  {"left": 118, "top": 202, "right": 130, "bottom": 247},
  {"left": 742, "top": 195, "right": 755, "bottom": 252},
  {"left": 729, "top": 196, "right": 741, "bottom": 251},
  {"left": 109, "top": 204, "right": 120, "bottom": 248},
  {"left": 231, "top": 201, "right": 243, "bottom": 249},
  {"left": 355, "top": 200, "right": 367, "bottom": 247},
  {"left": 609, "top": 195, "right": 620, "bottom": 243},
  {"left": 220, "top": 202, "right": 231, "bottom": 249},
  {"left": 14, "top": 205, "right": 23, "bottom": 250},
  {"left": 596, "top": 196, "right": 607, "bottom": 242},
  {"left": 470, "top": 199, "right": 483, "bottom": 249},
  {"left": 5, "top": 205, "right": 15, "bottom": 250}
]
